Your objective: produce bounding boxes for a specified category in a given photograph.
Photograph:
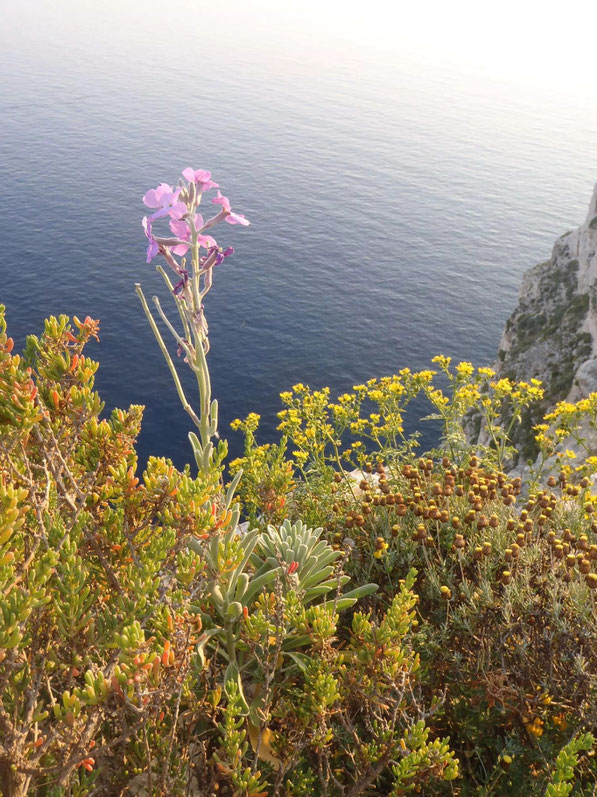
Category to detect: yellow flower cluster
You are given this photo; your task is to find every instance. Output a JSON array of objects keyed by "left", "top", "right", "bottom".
[
  {"left": 455, "top": 361, "right": 474, "bottom": 379},
  {"left": 525, "top": 717, "right": 544, "bottom": 737},
  {"left": 432, "top": 354, "right": 451, "bottom": 371},
  {"left": 545, "top": 393, "right": 597, "bottom": 431},
  {"left": 230, "top": 412, "right": 261, "bottom": 433},
  {"left": 277, "top": 386, "right": 334, "bottom": 459}
]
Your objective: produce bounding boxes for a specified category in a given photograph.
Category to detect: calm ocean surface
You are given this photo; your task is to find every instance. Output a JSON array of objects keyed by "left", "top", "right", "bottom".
[{"left": 1, "top": 2, "right": 596, "bottom": 467}]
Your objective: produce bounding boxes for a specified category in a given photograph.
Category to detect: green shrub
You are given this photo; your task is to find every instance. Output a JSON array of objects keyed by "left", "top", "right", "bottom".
[
  {"left": 0, "top": 309, "right": 456, "bottom": 796},
  {"left": 232, "top": 358, "right": 597, "bottom": 793}
]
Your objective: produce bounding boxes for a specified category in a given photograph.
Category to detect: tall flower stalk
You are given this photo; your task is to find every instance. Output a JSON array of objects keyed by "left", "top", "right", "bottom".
[{"left": 136, "top": 168, "right": 249, "bottom": 475}]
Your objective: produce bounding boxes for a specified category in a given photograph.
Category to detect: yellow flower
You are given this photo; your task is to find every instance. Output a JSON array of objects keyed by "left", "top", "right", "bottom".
[
  {"left": 388, "top": 382, "right": 404, "bottom": 395},
  {"left": 432, "top": 355, "right": 451, "bottom": 369},
  {"left": 553, "top": 713, "right": 568, "bottom": 730},
  {"left": 368, "top": 389, "right": 384, "bottom": 401},
  {"left": 455, "top": 361, "right": 474, "bottom": 378},
  {"left": 525, "top": 717, "right": 544, "bottom": 737},
  {"left": 373, "top": 542, "right": 388, "bottom": 559},
  {"left": 493, "top": 379, "right": 513, "bottom": 396}
]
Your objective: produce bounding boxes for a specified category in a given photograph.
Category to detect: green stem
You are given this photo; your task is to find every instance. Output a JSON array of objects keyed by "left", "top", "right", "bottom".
[
  {"left": 135, "top": 284, "right": 201, "bottom": 429},
  {"left": 155, "top": 264, "right": 193, "bottom": 342}
]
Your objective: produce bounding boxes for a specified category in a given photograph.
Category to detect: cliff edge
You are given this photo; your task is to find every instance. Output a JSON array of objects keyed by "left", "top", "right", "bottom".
[{"left": 476, "top": 183, "right": 597, "bottom": 470}]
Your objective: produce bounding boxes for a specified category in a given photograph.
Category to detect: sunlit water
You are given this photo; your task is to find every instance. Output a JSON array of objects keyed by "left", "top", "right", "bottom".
[{"left": 1, "top": 2, "right": 596, "bottom": 467}]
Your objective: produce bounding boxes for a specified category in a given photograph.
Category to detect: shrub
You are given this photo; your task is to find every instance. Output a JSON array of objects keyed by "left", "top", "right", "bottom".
[
  {"left": 0, "top": 313, "right": 456, "bottom": 796},
  {"left": 232, "top": 360, "right": 597, "bottom": 793}
]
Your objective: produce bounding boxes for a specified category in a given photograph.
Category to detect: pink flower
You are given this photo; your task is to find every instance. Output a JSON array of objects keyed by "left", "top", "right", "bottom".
[
  {"left": 211, "top": 191, "right": 250, "bottom": 226},
  {"left": 182, "top": 168, "right": 219, "bottom": 192},
  {"left": 142, "top": 217, "right": 159, "bottom": 263},
  {"left": 168, "top": 215, "right": 217, "bottom": 256},
  {"left": 143, "top": 182, "right": 187, "bottom": 220}
]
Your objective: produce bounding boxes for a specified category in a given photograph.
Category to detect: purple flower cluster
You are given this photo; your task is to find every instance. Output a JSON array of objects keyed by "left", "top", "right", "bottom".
[
  {"left": 136, "top": 169, "right": 250, "bottom": 464},
  {"left": 141, "top": 168, "right": 249, "bottom": 268}
]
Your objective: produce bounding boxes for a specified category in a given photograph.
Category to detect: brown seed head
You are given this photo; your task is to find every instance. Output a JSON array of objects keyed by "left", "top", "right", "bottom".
[{"left": 587, "top": 573, "right": 597, "bottom": 589}]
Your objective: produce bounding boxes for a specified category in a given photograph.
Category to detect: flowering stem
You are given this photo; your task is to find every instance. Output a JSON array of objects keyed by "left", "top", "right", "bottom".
[
  {"left": 140, "top": 170, "right": 249, "bottom": 476},
  {"left": 194, "top": 340, "right": 213, "bottom": 450},
  {"left": 155, "top": 265, "right": 193, "bottom": 342},
  {"left": 152, "top": 296, "right": 187, "bottom": 350},
  {"left": 135, "top": 283, "right": 201, "bottom": 429}
]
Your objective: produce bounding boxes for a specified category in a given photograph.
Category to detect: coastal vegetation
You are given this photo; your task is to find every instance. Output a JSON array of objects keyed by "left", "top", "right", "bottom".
[{"left": 1, "top": 170, "right": 596, "bottom": 795}]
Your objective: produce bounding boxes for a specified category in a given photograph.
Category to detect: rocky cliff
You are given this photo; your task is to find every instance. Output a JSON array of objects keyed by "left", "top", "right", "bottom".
[{"left": 477, "top": 183, "right": 597, "bottom": 471}]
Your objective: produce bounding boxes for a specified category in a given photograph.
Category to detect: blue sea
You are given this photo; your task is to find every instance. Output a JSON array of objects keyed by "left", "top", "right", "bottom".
[{"left": 1, "top": 1, "right": 596, "bottom": 468}]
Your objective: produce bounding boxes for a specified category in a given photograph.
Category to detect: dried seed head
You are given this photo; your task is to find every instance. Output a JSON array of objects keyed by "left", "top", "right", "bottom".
[{"left": 579, "top": 558, "right": 591, "bottom": 574}]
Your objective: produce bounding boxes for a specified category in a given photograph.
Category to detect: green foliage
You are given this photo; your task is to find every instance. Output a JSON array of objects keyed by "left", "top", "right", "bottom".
[
  {"left": 545, "top": 733, "right": 595, "bottom": 796},
  {"left": 232, "top": 357, "right": 597, "bottom": 794},
  {"left": 0, "top": 308, "right": 452, "bottom": 796},
  {"left": 6, "top": 304, "right": 597, "bottom": 794}
]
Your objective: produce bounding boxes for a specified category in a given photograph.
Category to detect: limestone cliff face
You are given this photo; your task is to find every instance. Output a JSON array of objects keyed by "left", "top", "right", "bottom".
[{"left": 477, "top": 184, "right": 597, "bottom": 469}]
